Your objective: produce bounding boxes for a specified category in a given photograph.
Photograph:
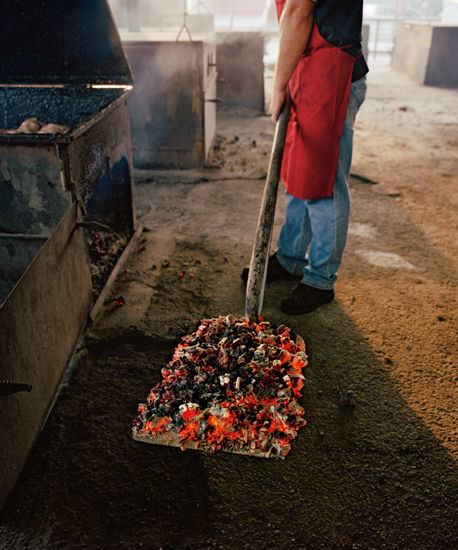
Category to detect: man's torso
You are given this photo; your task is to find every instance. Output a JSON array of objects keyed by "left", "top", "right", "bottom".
[{"left": 312, "top": 0, "right": 368, "bottom": 80}]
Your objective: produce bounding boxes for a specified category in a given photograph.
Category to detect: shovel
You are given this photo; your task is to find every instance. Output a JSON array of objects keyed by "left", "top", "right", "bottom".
[
  {"left": 245, "top": 92, "right": 292, "bottom": 323},
  {"left": 132, "top": 92, "right": 307, "bottom": 457}
]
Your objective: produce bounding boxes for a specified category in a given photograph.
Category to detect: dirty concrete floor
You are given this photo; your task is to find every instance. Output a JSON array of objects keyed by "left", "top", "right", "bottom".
[{"left": 0, "top": 69, "right": 457, "bottom": 549}]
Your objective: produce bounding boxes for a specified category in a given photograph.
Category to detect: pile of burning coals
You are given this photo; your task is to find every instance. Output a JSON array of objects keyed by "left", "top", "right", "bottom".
[{"left": 133, "top": 316, "right": 308, "bottom": 458}]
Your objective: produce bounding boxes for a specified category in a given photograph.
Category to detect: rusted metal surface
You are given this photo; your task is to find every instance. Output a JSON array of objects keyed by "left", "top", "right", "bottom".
[
  {"left": 122, "top": 33, "right": 217, "bottom": 168},
  {"left": 0, "top": 202, "right": 93, "bottom": 511},
  {"left": 0, "top": 0, "right": 137, "bottom": 512},
  {"left": 0, "top": 90, "right": 136, "bottom": 300},
  {"left": 66, "top": 96, "right": 136, "bottom": 233},
  {"left": 0, "top": 0, "right": 135, "bottom": 297},
  {"left": 0, "top": 87, "right": 134, "bottom": 210},
  {"left": 216, "top": 31, "right": 265, "bottom": 112},
  {"left": 0, "top": 142, "right": 69, "bottom": 234},
  {"left": 245, "top": 95, "right": 291, "bottom": 322},
  {"left": 0, "top": 234, "right": 48, "bottom": 303}
]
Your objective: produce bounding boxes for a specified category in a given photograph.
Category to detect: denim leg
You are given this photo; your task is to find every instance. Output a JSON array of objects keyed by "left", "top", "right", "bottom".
[
  {"left": 303, "top": 161, "right": 351, "bottom": 289},
  {"left": 276, "top": 77, "right": 367, "bottom": 289},
  {"left": 276, "top": 192, "right": 312, "bottom": 275}
]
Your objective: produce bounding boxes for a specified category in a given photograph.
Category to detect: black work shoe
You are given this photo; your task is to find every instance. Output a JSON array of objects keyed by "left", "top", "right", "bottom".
[
  {"left": 280, "top": 283, "right": 334, "bottom": 314},
  {"left": 241, "top": 254, "right": 302, "bottom": 284}
]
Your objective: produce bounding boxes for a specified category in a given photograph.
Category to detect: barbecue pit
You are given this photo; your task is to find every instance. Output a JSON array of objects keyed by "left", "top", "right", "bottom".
[
  {"left": 0, "top": 0, "right": 137, "bottom": 510},
  {"left": 0, "top": 0, "right": 136, "bottom": 302}
]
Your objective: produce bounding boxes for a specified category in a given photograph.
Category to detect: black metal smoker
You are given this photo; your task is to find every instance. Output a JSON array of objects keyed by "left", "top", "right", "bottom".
[{"left": 0, "top": 0, "right": 136, "bottom": 510}]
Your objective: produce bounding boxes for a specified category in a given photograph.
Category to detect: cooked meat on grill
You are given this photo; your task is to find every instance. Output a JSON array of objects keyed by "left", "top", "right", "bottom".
[
  {"left": 38, "top": 123, "right": 69, "bottom": 134},
  {"left": 15, "top": 117, "right": 42, "bottom": 134},
  {"left": 1, "top": 118, "right": 69, "bottom": 135}
]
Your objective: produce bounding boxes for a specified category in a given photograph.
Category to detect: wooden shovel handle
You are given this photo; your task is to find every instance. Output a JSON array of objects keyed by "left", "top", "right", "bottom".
[{"left": 245, "top": 93, "right": 291, "bottom": 322}]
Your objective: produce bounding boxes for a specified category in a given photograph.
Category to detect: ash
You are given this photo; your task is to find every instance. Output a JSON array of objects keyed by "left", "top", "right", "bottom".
[
  {"left": 133, "top": 315, "right": 308, "bottom": 458},
  {"left": 88, "top": 230, "right": 129, "bottom": 298}
]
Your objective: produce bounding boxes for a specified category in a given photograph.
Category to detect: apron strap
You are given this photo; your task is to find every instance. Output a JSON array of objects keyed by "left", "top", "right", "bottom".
[{"left": 339, "top": 43, "right": 363, "bottom": 60}]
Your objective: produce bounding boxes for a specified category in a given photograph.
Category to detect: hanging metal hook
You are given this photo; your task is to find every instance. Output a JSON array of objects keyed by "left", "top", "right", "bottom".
[{"left": 177, "top": 0, "right": 193, "bottom": 41}]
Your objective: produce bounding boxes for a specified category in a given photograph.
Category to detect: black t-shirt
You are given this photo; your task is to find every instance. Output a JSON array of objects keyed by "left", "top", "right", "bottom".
[{"left": 315, "top": 0, "right": 369, "bottom": 81}]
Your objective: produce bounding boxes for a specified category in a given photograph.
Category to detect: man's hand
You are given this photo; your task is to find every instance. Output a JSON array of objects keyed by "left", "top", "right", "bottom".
[
  {"left": 270, "top": 85, "right": 288, "bottom": 122},
  {"left": 271, "top": 0, "right": 316, "bottom": 121}
]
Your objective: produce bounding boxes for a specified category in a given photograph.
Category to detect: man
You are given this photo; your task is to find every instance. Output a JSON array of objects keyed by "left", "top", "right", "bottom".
[{"left": 244, "top": 0, "right": 368, "bottom": 314}]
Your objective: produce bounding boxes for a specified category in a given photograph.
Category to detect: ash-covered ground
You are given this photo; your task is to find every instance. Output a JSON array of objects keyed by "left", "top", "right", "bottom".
[{"left": 0, "top": 69, "right": 457, "bottom": 550}]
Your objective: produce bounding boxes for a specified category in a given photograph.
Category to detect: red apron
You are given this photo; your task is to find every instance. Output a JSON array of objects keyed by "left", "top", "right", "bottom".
[{"left": 275, "top": 0, "right": 357, "bottom": 199}]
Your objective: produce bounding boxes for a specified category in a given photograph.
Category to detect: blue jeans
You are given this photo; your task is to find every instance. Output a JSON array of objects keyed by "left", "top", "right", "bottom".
[{"left": 276, "top": 77, "right": 367, "bottom": 290}]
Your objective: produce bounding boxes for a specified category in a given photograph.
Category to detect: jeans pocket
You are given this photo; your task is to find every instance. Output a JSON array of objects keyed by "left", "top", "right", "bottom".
[
  {"left": 355, "top": 75, "right": 367, "bottom": 98},
  {"left": 346, "top": 79, "right": 367, "bottom": 129},
  {"left": 352, "top": 77, "right": 367, "bottom": 107}
]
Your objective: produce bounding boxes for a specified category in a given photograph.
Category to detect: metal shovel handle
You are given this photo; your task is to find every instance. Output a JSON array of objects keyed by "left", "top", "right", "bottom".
[{"left": 245, "top": 93, "right": 291, "bottom": 322}]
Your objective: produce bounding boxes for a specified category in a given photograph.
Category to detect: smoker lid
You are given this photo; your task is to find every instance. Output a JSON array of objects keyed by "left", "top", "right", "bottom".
[{"left": 0, "top": 0, "right": 133, "bottom": 85}]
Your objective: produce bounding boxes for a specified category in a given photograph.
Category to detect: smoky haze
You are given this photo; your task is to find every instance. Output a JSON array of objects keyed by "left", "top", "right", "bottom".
[
  {"left": 109, "top": 0, "right": 456, "bottom": 165},
  {"left": 109, "top": 1, "right": 449, "bottom": 26}
]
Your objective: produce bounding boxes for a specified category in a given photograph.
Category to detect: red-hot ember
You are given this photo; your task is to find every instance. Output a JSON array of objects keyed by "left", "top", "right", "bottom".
[
  {"left": 88, "top": 232, "right": 106, "bottom": 256},
  {"left": 132, "top": 315, "right": 308, "bottom": 458},
  {"left": 113, "top": 296, "right": 125, "bottom": 307}
]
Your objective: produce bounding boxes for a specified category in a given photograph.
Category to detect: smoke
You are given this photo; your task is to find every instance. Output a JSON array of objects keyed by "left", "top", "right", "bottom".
[
  {"left": 109, "top": 0, "right": 189, "bottom": 31},
  {"left": 109, "top": 0, "right": 274, "bottom": 33},
  {"left": 107, "top": 1, "right": 220, "bottom": 169},
  {"left": 121, "top": 34, "right": 219, "bottom": 169}
]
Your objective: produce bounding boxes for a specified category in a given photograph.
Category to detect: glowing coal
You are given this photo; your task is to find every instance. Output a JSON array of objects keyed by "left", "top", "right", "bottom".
[{"left": 132, "top": 315, "right": 308, "bottom": 458}]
